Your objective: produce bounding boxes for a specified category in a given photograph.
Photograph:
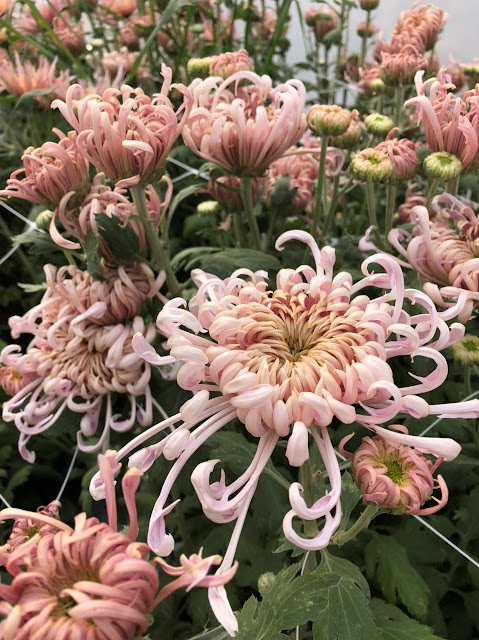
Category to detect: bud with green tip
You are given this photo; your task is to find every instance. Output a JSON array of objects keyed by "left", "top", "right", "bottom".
[
  {"left": 329, "top": 119, "right": 362, "bottom": 149},
  {"left": 187, "top": 56, "right": 215, "bottom": 79},
  {"left": 359, "top": 0, "right": 380, "bottom": 9},
  {"left": 423, "top": 151, "right": 462, "bottom": 181},
  {"left": 35, "top": 209, "right": 54, "bottom": 231},
  {"left": 365, "top": 113, "right": 394, "bottom": 138},
  {"left": 350, "top": 148, "right": 393, "bottom": 183},
  {"left": 307, "top": 104, "right": 358, "bottom": 137},
  {"left": 197, "top": 200, "right": 220, "bottom": 216},
  {"left": 258, "top": 572, "right": 276, "bottom": 596}
]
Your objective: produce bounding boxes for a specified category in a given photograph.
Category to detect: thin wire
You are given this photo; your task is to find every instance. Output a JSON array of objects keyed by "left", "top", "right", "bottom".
[
  {"left": 414, "top": 515, "right": 479, "bottom": 570},
  {"left": 0, "top": 490, "right": 12, "bottom": 509},
  {"left": 166, "top": 156, "right": 209, "bottom": 180},
  {"left": 0, "top": 200, "right": 37, "bottom": 228},
  {"left": 418, "top": 389, "right": 479, "bottom": 437},
  {"left": 55, "top": 446, "right": 79, "bottom": 502},
  {"left": 0, "top": 243, "right": 20, "bottom": 267}
]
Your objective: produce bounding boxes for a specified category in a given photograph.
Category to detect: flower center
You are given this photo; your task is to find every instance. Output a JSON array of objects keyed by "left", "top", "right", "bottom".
[
  {"left": 380, "top": 455, "right": 407, "bottom": 485},
  {"left": 52, "top": 595, "right": 77, "bottom": 618}
]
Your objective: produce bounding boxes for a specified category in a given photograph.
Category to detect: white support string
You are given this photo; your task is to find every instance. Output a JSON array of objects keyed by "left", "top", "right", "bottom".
[
  {"left": 414, "top": 515, "right": 479, "bottom": 571},
  {"left": 0, "top": 200, "right": 37, "bottom": 228}
]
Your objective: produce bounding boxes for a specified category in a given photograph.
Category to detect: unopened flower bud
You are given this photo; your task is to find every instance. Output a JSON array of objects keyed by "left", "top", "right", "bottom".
[
  {"left": 423, "top": 151, "right": 463, "bottom": 181},
  {"left": 258, "top": 572, "right": 276, "bottom": 596},
  {"left": 210, "top": 49, "right": 253, "bottom": 79},
  {"left": 187, "top": 56, "right": 215, "bottom": 79},
  {"left": 356, "top": 20, "right": 377, "bottom": 38},
  {"left": 463, "top": 63, "right": 479, "bottom": 87},
  {"left": 307, "top": 104, "right": 357, "bottom": 137},
  {"left": 329, "top": 119, "right": 362, "bottom": 149},
  {"left": 351, "top": 433, "right": 448, "bottom": 515},
  {"left": 370, "top": 77, "right": 387, "bottom": 94},
  {"left": 191, "top": 23, "right": 205, "bottom": 34},
  {"left": 90, "top": 38, "right": 105, "bottom": 49},
  {"left": 350, "top": 148, "right": 393, "bottom": 183},
  {"left": 365, "top": 113, "right": 393, "bottom": 138},
  {"left": 359, "top": 0, "right": 380, "bottom": 9},
  {"left": 197, "top": 200, "right": 220, "bottom": 216},
  {"left": 451, "top": 335, "right": 479, "bottom": 366},
  {"left": 35, "top": 209, "right": 54, "bottom": 231}
]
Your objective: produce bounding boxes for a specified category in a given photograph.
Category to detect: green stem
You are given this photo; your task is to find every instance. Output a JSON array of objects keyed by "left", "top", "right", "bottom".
[
  {"left": 321, "top": 172, "right": 340, "bottom": 241},
  {"left": 240, "top": 176, "right": 262, "bottom": 250},
  {"left": 426, "top": 177, "right": 441, "bottom": 208},
  {"left": 384, "top": 183, "right": 397, "bottom": 242},
  {"left": 232, "top": 210, "right": 244, "bottom": 248},
  {"left": 130, "top": 184, "right": 182, "bottom": 296},
  {"left": 365, "top": 180, "right": 386, "bottom": 250},
  {"left": 333, "top": 504, "right": 379, "bottom": 546},
  {"left": 299, "top": 460, "right": 317, "bottom": 573},
  {"left": 311, "top": 135, "right": 330, "bottom": 239},
  {"left": 360, "top": 10, "right": 370, "bottom": 65},
  {"left": 446, "top": 175, "right": 459, "bottom": 197},
  {"left": 393, "top": 86, "right": 405, "bottom": 128},
  {"left": 335, "top": 0, "right": 346, "bottom": 85}
]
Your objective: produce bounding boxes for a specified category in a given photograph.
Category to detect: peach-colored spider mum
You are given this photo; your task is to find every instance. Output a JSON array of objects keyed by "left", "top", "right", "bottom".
[
  {"left": 380, "top": 45, "right": 429, "bottom": 87},
  {"left": 182, "top": 71, "right": 306, "bottom": 176},
  {"left": 396, "top": 2, "right": 447, "bottom": 51},
  {"left": 405, "top": 70, "right": 479, "bottom": 171},
  {"left": 0, "top": 53, "right": 71, "bottom": 108},
  {"left": 210, "top": 50, "right": 253, "bottom": 79},
  {"left": 0, "top": 451, "right": 234, "bottom": 640},
  {"left": 52, "top": 65, "right": 192, "bottom": 187},
  {"left": 388, "top": 194, "right": 479, "bottom": 322},
  {"left": 375, "top": 130, "right": 418, "bottom": 183},
  {"left": 340, "top": 426, "right": 448, "bottom": 515},
  {"left": 0, "top": 130, "right": 90, "bottom": 209},
  {"left": 94, "top": 231, "right": 474, "bottom": 636},
  {"left": 2, "top": 264, "right": 166, "bottom": 462}
]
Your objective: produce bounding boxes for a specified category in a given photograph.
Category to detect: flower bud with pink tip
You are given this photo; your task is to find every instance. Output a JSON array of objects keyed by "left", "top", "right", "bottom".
[{"left": 210, "top": 49, "right": 254, "bottom": 79}]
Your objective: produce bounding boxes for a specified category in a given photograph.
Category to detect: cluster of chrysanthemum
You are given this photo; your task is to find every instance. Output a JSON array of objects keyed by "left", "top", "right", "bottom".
[{"left": 0, "top": 451, "right": 236, "bottom": 640}]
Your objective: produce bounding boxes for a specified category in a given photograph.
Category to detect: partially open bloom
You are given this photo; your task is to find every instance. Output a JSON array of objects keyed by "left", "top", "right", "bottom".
[
  {"left": 53, "top": 66, "right": 192, "bottom": 187},
  {"left": 423, "top": 151, "right": 463, "bottom": 181},
  {"left": 341, "top": 427, "right": 448, "bottom": 515},
  {"left": 307, "top": 104, "right": 358, "bottom": 137},
  {"left": 451, "top": 335, "right": 479, "bottom": 366},
  {"left": 0, "top": 131, "right": 90, "bottom": 209},
  {"left": 358, "top": 63, "right": 387, "bottom": 96},
  {"left": 389, "top": 195, "right": 479, "bottom": 321},
  {"left": 2, "top": 264, "right": 165, "bottom": 462},
  {"left": 0, "top": 53, "right": 70, "bottom": 108},
  {"left": 357, "top": 20, "right": 378, "bottom": 38},
  {"left": 52, "top": 15, "right": 85, "bottom": 54},
  {"left": 210, "top": 50, "right": 254, "bottom": 79},
  {"left": 397, "top": 183, "right": 426, "bottom": 223},
  {"left": 208, "top": 174, "right": 264, "bottom": 210},
  {"left": 405, "top": 70, "right": 479, "bottom": 171},
  {"left": 396, "top": 3, "right": 447, "bottom": 51},
  {"left": 0, "top": 451, "right": 234, "bottom": 640},
  {"left": 183, "top": 71, "right": 306, "bottom": 176},
  {"left": 380, "top": 46, "right": 429, "bottom": 87},
  {"left": 99, "top": 48, "right": 149, "bottom": 80},
  {"left": 365, "top": 113, "right": 394, "bottom": 138},
  {"left": 98, "top": 231, "right": 474, "bottom": 635},
  {"left": 350, "top": 147, "right": 393, "bottom": 182},
  {"left": 101, "top": 0, "right": 137, "bottom": 16},
  {"left": 375, "top": 131, "right": 418, "bottom": 183}
]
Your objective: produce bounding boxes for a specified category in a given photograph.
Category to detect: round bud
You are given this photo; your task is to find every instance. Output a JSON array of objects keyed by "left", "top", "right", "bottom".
[
  {"left": 350, "top": 148, "right": 393, "bottom": 183},
  {"left": 359, "top": 0, "right": 380, "bottom": 9},
  {"left": 329, "top": 119, "right": 362, "bottom": 149},
  {"left": 364, "top": 113, "right": 394, "bottom": 138},
  {"left": 451, "top": 335, "right": 479, "bottom": 366},
  {"left": 307, "top": 104, "right": 357, "bottom": 137},
  {"left": 35, "top": 209, "right": 54, "bottom": 231},
  {"left": 423, "top": 151, "right": 463, "bottom": 181},
  {"left": 197, "top": 200, "right": 220, "bottom": 216},
  {"left": 187, "top": 56, "right": 215, "bottom": 79},
  {"left": 258, "top": 572, "right": 276, "bottom": 596}
]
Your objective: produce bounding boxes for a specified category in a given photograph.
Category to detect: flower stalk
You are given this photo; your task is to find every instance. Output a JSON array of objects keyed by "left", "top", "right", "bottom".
[
  {"left": 240, "top": 175, "right": 262, "bottom": 250},
  {"left": 365, "top": 179, "right": 386, "bottom": 250},
  {"left": 333, "top": 503, "right": 379, "bottom": 546}
]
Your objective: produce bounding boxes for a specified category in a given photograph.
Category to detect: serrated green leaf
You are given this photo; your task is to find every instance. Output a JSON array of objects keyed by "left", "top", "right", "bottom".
[
  {"left": 95, "top": 213, "right": 144, "bottom": 263},
  {"left": 236, "top": 563, "right": 340, "bottom": 640},
  {"left": 337, "top": 470, "right": 362, "bottom": 531},
  {"left": 12, "top": 229, "right": 60, "bottom": 255},
  {"left": 200, "top": 249, "right": 281, "bottom": 279},
  {"left": 186, "top": 626, "right": 228, "bottom": 639},
  {"left": 312, "top": 549, "right": 377, "bottom": 640},
  {"left": 365, "top": 534, "right": 430, "bottom": 620},
  {"left": 85, "top": 228, "right": 103, "bottom": 278},
  {"left": 371, "top": 599, "right": 445, "bottom": 640}
]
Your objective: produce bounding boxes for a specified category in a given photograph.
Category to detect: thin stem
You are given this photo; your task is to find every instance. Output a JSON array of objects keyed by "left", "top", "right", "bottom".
[
  {"left": 393, "top": 86, "right": 405, "bottom": 128},
  {"left": 232, "top": 210, "right": 244, "bottom": 248},
  {"left": 333, "top": 504, "right": 379, "bottom": 546},
  {"left": 384, "top": 183, "right": 397, "bottom": 241},
  {"left": 465, "top": 366, "right": 472, "bottom": 398},
  {"left": 426, "top": 177, "right": 441, "bottom": 208},
  {"left": 365, "top": 180, "right": 386, "bottom": 250},
  {"left": 240, "top": 176, "right": 262, "bottom": 250},
  {"left": 359, "top": 10, "right": 371, "bottom": 65},
  {"left": 335, "top": 0, "right": 346, "bottom": 85},
  {"left": 130, "top": 184, "right": 182, "bottom": 296},
  {"left": 321, "top": 172, "right": 340, "bottom": 240},
  {"left": 446, "top": 175, "right": 459, "bottom": 197},
  {"left": 299, "top": 460, "right": 318, "bottom": 573},
  {"left": 311, "top": 135, "right": 330, "bottom": 239}
]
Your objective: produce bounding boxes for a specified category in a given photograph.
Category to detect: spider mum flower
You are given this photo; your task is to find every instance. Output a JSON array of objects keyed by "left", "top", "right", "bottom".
[
  {"left": 341, "top": 427, "right": 448, "bottom": 515},
  {"left": 53, "top": 66, "right": 192, "bottom": 187},
  {"left": 0, "top": 130, "right": 90, "bottom": 209},
  {"left": 98, "top": 231, "right": 474, "bottom": 635},
  {"left": 396, "top": 3, "right": 447, "bottom": 51},
  {"left": 182, "top": 71, "right": 306, "bottom": 176},
  {"left": 2, "top": 264, "right": 165, "bottom": 462},
  {"left": 405, "top": 70, "right": 479, "bottom": 171},
  {"left": 210, "top": 50, "right": 253, "bottom": 79},
  {"left": 101, "top": 0, "right": 137, "bottom": 17},
  {"left": 380, "top": 45, "right": 429, "bottom": 87},
  {"left": 375, "top": 131, "right": 418, "bottom": 183},
  {"left": 389, "top": 194, "right": 479, "bottom": 321}
]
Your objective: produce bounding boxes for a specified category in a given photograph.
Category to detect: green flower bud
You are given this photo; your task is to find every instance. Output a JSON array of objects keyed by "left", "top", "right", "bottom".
[
  {"left": 451, "top": 336, "right": 479, "bottom": 366},
  {"left": 423, "top": 152, "right": 462, "bottom": 181},
  {"left": 359, "top": 0, "right": 380, "bottom": 9},
  {"left": 364, "top": 113, "right": 394, "bottom": 138},
  {"left": 35, "top": 209, "right": 54, "bottom": 231},
  {"left": 307, "top": 104, "right": 358, "bottom": 137},
  {"left": 257, "top": 572, "right": 276, "bottom": 596},
  {"left": 350, "top": 148, "right": 393, "bottom": 183},
  {"left": 187, "top": 56, "right": 215, "bottom": 79},
  {"left": 197, "top": 200, "right": 220, "bottom": 216}
]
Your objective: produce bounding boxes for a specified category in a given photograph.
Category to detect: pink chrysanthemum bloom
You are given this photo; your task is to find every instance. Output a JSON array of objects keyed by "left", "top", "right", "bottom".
[
  {"left": 380, "top": 45, "right": 429, "bottom": 87},
  {"left": 101, "top": 0, "right": 137, "bottom": 17},
  {"left": 405, "top": 70, "right": 479, "bottom": 171},
  {"left": 304, "top": 4, "right": 339, "bottom": 42},
  {"left": 357, "top": 62, "right": 387, "bottom": 96},
  {"left": 0, "top": 130, "right": 90, "bottom": 209},
  {"left": 182, "top": 71, "right": 306, "bottom": 177},
  {"left": 95, "top": 231, "right": 475, "bottom": 635},
  {"left": 210, "top": 50, "right": 254, "bottom": 80},
  {"left": 99, "top": 47, "right": 150, "bottom": 80},
  {"left": 396, "top": 2, "right": 447, "bottom": 51},
  {"left": 397, "top": 182, "right": 427, "bottom": 223},
  {"left": 388, "top": 194, "right": 479, "bottom": 322},
  {"left": 340, "top": 427, "right": 448, "bottom": 515},
  {"left": 0, "top": 451, "right": 235, "bottom": 640},
  {"left": 52, "top": 15, "right": 85, "bottom": 54},
  {"left": 0, "top": 53, "right": 71, "bottom": 108},
  {"left": 375, "top": 130, "right": 418, "bottom": 183},
  {"left": 2, "top": 264, "right": 165, "bottom": 462},
  {"left": 53, "top": 66, "right": 192, "bottom": 187},
  {"left": 52, "top": 173, "right": 172, "bottom": 256}
]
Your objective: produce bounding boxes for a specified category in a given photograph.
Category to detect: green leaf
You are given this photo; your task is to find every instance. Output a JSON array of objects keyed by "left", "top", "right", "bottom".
[
  {"left": 336, "top": 470, "right": 362, "bottom": 532},
  {"left": 207, "top": 432, "right": 290, "bottom": 490},
  {"left": 85, "top": 229, "right": 103, "bottom": 278},
  {"left": 170, "top": 246, "right": 221, "bottom": 272},
  {"left": 371, "top": 599, "right": 445, "bottom": 639},
  {"left": 364, "top": 534, "right": 430, "bottom": 620},
  {"left": 187, "top": 627, "right": 229, "bottom": 640},
  {"left": 199, "top": 249, "right": 281, "bottom": 279},
  {"left": 236, "top": 563, "right": 340, "bottom": 640},
  {"left": 12, "top": 229, "right": 60, "bottom": 255},
  {"left": 312, "top": 549, "right": 377, "bottom": 640},
  {"left": 95, "top": 213, "right": 143, "bottom": 263}
]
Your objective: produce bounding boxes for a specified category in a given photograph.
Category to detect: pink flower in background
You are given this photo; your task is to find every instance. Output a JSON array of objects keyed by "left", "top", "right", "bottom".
[
  {"left": 396, "top": 2, "right": 447, "bottom": 51},
  {"left": 52, "top": 15, "right": 85, "bottom": 54},
  {"left": 95, "top": 231, "right": 474, "bottom": 635},
  {"left": 340, "top": 428, "right": 448, "bottom": 515},
  {"left": 100, "top": 47, "right": 150, "bottom": 80},
  {"left": 304, "top": 4, "right": 339, "bottom": 42},
  {"left": 375, "top": 131, "right": 418, "bottom": 183},
  {"left": 183, "top": 71, "right": 306, "bottom": 176},
  {"left": 210, "top": 50, "right": 254, "bottom": 79},
  {"left": 2, "top": 264, "right": 165, "bottom": 462},
  {"left": 0, "top": 53, "right": 71, "bottom": 108},
  {"left": 380, "top": 45, "right": 429, "bottom": 87},
  {"left": 208, "top": 174, "right": 265, "bottom": 210},
  {"left": 53, "top": 66, "right": 192, "bottom": 186},
  {"left": 405, "top": 70, "right": 479, "bottom": 171},
  {"left": 0, "top": 131, "right": 90, "bottom": 209},
  {"left": 397, "top": 183, "right": 427, "bottom": 223},
  {"left": 388, "top": 195, "right": 479, "bottom": 321},
  {"left": 101, "top": 0, "right": 137, "bottom": 17}
]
